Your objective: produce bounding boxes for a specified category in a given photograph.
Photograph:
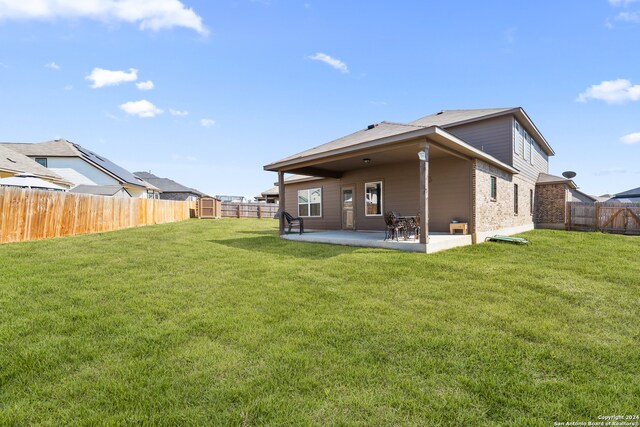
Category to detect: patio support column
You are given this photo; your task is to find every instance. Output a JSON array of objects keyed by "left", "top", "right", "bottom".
[
  {"left": 419, "top": 143, "right": 429, "bottom": 245},
  {"left": 278, "top": 170, "right": 285, "bottom": 236}
]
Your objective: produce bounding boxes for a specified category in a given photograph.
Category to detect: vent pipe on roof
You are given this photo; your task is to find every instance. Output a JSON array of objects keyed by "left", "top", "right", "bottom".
[{"left": 367, "top": 124, "right": 376, "bottom": 130}]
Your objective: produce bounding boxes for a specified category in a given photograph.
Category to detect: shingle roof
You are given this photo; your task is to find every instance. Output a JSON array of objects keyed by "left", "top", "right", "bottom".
[
  {"left": 0, "top": 145, "right": 69, "bottom": 184},
  {"left": 536, "top": 173, "right": 577, "bottom": 189},
  {"left": 265, "top": 107, "right": 553, "bottom": 171},
  {"left": 69, "top": 184, "right": 128, "bottom": 196},
  {"left": 0, "top": 139, "right": 145, "bottom": 188},
  {"left": 273, "top": 121, "right": 422, "bottom": 165},
  {"left": 133, "top": 172, "right": 206, "bottom": 196},
  {"left": 408, "top": 108, "right": 514, "bottom": 127},
  {"left": 614, "top": 186, "right": 640, "bottom": 198}
]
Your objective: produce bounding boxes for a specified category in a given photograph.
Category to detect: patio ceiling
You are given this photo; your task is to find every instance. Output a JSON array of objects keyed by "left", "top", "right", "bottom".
[{"left": 285, "top": 141, "right": 456, "bottom": 178}]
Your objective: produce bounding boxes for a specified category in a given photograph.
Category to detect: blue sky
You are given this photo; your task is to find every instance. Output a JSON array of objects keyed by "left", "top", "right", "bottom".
[{"left": 0, "top": 0, "right": 638, "bottom": 197}]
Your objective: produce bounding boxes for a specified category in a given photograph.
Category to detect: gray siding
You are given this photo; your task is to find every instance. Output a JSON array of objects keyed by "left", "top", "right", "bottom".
[
  {"left": 446, "top": 116, "right": 514, "bottom": 166},
  {"left": 512, "top": 119, "right": 549, "bottom": 181}
]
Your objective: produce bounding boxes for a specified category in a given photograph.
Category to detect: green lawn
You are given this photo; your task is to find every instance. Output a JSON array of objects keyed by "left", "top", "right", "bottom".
[{"left": 0, "top": 219, "right": 638, "bottom": 426}]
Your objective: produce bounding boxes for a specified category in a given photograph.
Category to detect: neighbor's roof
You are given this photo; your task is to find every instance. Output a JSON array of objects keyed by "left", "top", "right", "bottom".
[
  {"left": 0, "top": 145, "right": 69, "bottom": 184},
  {"left": 1, "top": 139, "right": 146, "bottom": 188},
  {"left": 613, "top": 186, "right": 640, "bottom": 198},
  {"left": 264, "top": 107, "right": 554, "bottom": 172},
  {"left": 134, "top": 171, "right": 206, "bottom": 196},
  {"left": 69, "top": 184, "right": 129, "bottom": 196},
  {"left": 536, "top": 173, "right": 577, "bottom": 189},
  {"left": 260, "top": 186, "right": 279, "bottom": 196}
]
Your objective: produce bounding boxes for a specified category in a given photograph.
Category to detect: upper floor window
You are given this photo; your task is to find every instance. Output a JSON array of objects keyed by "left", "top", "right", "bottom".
[
  {"left": 514, "top": 120, "right": 524, "bottom": 156},
  {"left": 524, "top": 132, "right": 532, "bottom": 163},
  {"left": 298, "top": 188, "right": 322, "bottom": 217},
  {"left": 365, "top": 181, "right": 382, "bottom": 216},
  {"left": 35, "top": 158, "right": 47, "bottom": 167}
]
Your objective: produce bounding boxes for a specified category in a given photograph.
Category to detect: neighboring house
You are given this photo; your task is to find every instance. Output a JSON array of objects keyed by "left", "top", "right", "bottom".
[
  {"left": 133, "top": 171, "right": 206, "bottom": 201},
  {"left": 0, "top": 139, "right": 158, "bottom": 198},
  {"left": 264, "top": 107, "right": 559, "bottom": 246},
  {"left": 215, "top": 195, "right": 249, "bottom": 203},
  {"left": 255, "top": 186, "right": 279, "bottom": 203},
  {"left": 610, "top": 187, "right": 640, "bottom": 203},
  {"left": 0, "top": 144, "right": 71, "bottom": 187},
  {"left": 534, "top": 173, "right": 596, "bottom": 229}
]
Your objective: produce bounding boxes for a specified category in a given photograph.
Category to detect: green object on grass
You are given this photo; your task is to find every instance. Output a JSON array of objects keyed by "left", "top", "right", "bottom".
[{"left": 485, "top": 235, "right": 530, "bottom": 244}]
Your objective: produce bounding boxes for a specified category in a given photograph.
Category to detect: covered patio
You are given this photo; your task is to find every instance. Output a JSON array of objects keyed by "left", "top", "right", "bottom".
[{"left": 281, "top": 230, "right": 472, "bottom": 253}]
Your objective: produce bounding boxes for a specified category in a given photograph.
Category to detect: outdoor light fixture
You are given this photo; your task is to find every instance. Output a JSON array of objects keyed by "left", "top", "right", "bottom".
[
  {"left": 363, "top": 158, "right": 371, "bottom": 164},
  {"left": 417, "top": 150, "right": 426, "bottom": 161}
]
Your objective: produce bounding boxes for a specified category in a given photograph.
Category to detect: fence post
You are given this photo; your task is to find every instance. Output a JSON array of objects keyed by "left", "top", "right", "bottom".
[
  {"left": 258, "top": 205, "right": 262, "bottom": 219},
  {"left": 595, "top": 202, "right": 600, "bottom": 231},
  {"left": 237, "top": 204, "right": 241, "bottom": 218}
]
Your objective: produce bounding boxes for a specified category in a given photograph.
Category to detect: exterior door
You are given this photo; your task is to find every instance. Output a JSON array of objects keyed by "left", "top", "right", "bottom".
[{"left": 342, "top": 187, "right": 354, "bottom": 230}]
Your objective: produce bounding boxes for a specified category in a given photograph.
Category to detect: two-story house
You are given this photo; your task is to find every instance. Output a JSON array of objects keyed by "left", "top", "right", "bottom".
[
  {"left": 264, "top": 108, "right": 556, "bottom": 250},
  {"left": 0, "top": 139, "right": 159, "bottom": 198}
]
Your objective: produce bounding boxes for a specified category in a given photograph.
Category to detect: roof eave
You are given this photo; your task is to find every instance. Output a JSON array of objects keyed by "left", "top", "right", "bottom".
[{"left": 266, "top": 126, "right": 518, "bottom": 175}]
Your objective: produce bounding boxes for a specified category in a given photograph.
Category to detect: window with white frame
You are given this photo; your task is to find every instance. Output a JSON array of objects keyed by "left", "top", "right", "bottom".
[
  {"left": 365, "top": 181, "right": 382, "bottom": 216},
  {"left": 298, "top": 188, "right": 321, "bottom": 217}
]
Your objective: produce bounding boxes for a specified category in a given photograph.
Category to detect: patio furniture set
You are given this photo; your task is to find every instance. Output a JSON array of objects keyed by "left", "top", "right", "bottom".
[{"left": 384, "top": 211, "right": 421, "bottom": 241}]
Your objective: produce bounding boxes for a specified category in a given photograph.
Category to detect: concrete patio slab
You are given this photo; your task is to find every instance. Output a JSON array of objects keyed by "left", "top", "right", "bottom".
[{"left": 281, "top": 230, "right": 472, "bottom": 253}]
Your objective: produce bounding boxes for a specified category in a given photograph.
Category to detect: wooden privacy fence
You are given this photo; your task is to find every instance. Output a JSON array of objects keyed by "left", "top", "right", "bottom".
[
  {"left": 0, "top": 187, "right": 197, "bottom": 244},
  {"left": 567, "top": 201, "right": 640, "bottom": 234},
  {"left": 221, "top": 202, "right": 279, "bottom": 219}
]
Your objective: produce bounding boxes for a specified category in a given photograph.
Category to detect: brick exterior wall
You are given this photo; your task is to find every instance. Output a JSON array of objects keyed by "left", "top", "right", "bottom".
[
  {"left": 473, "top": 160, "right": 535, "bottom": 233},
  {"left": 534, "top": 183, "right": 567, "bottom": 228}
]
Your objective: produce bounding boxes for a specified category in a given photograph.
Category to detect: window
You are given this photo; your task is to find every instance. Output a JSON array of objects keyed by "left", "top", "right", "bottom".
[
  {"left": 524, "top": 132, "right": 532, "bottom": 162},
  {"left": 514, "top": 184, "right": 519, "bottom": 215},
  {"left": 514, "top": 120, "right": 524, "bottom": 155},
  {"left": 490, "top": 176, "right": 497, "bottom": 201},
  {"left": 530, "top": 189, "right": 534, "bottom": 215},
  {"left": 298, "top": 188, "right": 321, "bottom": 217},
  {"left": 35, "top": 158, "right": 47, "bottom": 167},
  {"left": 365, "top": 181, "right": 382, "bottom": 216}
]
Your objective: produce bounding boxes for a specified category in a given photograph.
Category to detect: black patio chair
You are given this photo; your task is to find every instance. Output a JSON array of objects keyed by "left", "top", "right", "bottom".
[
  {"left": 384, "top": 211, "right": 403, "bottom": 241},
  {"left": 282, "top": 211, "right": 304, "bottom": 234}
]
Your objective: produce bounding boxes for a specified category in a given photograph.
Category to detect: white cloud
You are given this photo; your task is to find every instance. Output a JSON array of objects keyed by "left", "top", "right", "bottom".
[
  {"left": 200, "top": 118, "right": 215, "bottom": 127},
  {"left": 609, "top": 0, "right": 639, "bottom": 6},
  {"left": 576, "top": 79, "right": 640, "bottom": 103},
  {"left": 119, "top": 100, "right": 163, "bottom": 118},
  {"left": 0, "top": 0, "right": 208, "bottom": 35},
  {"left": 136, "top": 80, "right": 154, "bottom": 90},
  {"left": 309, "top": 52, "right": 349, "bottom": 74},
  {"left": 169, "top": 109, "right": 188, "bottom": 116},
  {"left": 621, "top": 132, "right": 640, "bottom": 144},
  {"left": 86, "top": 67, "right": 138, "bottom": 88},
  {"left": 615, "top": 11, "right": 640, "bottom": 22},
  {"left": 45, "top": 61, "right": 59, "bottom": 70}
]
